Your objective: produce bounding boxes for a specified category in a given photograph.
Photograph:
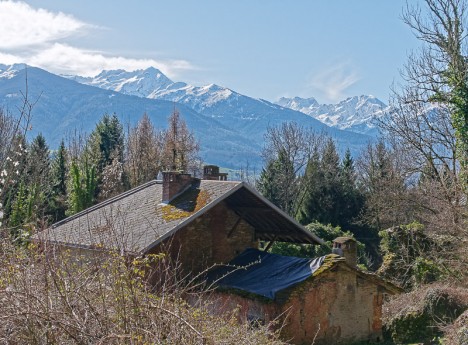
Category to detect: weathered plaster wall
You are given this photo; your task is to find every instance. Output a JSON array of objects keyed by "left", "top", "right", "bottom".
[
  {"left": 203, "top": 265, "right": 387, "bottom": 345},
  {"left": 280, "top": 266, "right": 386, "bottom": 345}
]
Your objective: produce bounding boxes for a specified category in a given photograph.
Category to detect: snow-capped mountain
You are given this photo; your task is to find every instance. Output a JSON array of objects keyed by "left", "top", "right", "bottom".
[
  {"left": 277, "top": 95, "right": 389, "bottom": 136},
  {"left": 67, "top": 68, "right": 371, "bottom": 151},
  {"left": 0, "top": 63, "right": 26, "bottom": 79},
  {"left": 70, "top": 68, "right": 386, "bottom": 137},
  {"left": 67, "top": 67, "right": 174, "bottom": 99},
  {"left": 66, "top": 68, "right": 243, "bottom": 115},
  {"left": 0, "top": 64, "right": 374, "bottom": 168}
]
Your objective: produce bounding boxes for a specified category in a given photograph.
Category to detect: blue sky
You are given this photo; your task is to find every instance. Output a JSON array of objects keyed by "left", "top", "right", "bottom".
[{"left": 0, "top": 1, "right": 421, "bottom": 104}]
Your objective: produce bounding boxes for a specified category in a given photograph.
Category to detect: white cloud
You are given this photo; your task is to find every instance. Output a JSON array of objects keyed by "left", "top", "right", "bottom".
[
  {"left": 5, "top": 43, "right": 193, "bottom": 77},
  {"left": 0, "top": 51, "right": 21, "bottom": 65},
  {"left": 308, "top": 62, "right": 360, "bottom": 102},
  {"left": 0, "top": 2, "right": 194, "bottom": 78},
  {"left": 0, "top": 1, "right": 86, "bottom": 49}
]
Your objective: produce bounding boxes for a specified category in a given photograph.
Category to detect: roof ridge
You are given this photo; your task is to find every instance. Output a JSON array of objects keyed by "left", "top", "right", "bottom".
[{"left": 51, "top": 180, "right": 160, "bottom": 228}]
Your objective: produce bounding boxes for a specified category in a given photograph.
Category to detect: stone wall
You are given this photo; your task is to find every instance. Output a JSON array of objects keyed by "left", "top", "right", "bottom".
[{"left": 149, "top": 200, "right": 257, "bottom": 274}]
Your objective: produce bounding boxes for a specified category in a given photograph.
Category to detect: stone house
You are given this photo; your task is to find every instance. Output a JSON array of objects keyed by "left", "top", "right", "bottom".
[
  {"left": 34, "top": 168, "right": 399, "bottom": 344},
  {"left": 205, "top": 241, "right": 401, "bottom": 345}
]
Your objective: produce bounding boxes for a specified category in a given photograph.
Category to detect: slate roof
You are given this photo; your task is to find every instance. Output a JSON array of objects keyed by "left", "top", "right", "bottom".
[{"left": 34, "top": 179, "right": 323, "bottom": 255}]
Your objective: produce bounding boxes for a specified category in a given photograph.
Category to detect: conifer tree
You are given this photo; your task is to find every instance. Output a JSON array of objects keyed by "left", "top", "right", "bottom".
[
  {"left": 50, "top": 140, "right": 68, "bottom": 221},
  {"left": 257, "top": 149, "right": 296, "bottom": 213},
  {"left": 90, "top": 114, "right": 125, "bottom": 171},
  {"left": 68, "top": 159, "right": 97, "bottom": 215},
  {"left": 162, "top": 109, "right": 200, "bottom": 173}
]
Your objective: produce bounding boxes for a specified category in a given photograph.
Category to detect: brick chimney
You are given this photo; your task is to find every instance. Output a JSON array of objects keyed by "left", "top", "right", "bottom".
[
  {"left": 332, "top": 237, "right": 357, "bottom": 268},
  {"left": 203, "top": 165, "right": 228, "bottom": 181},
  {"left": 162, "top": 171, "right": 196, "bottom": 203}
]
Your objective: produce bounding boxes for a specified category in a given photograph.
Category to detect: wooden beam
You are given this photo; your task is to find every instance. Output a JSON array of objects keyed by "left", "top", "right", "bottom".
[
  {"left": 231, "top": 206, "right": 275, "bottom": 213},
  {"left": 264, "top": 237, "right": 276, "bottom": 252},
  {"left": 227, "top": 216, "right": 243, "bottom": 238}
]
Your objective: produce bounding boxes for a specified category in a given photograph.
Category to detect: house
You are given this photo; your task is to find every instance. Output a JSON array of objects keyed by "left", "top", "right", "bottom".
[{"left": 34, "top": 167, "right": 399, "bottom": 345}]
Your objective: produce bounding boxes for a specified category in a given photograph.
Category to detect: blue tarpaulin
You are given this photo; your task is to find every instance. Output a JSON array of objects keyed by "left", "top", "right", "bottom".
[{"left": 207, "top": 248, "right": 326, "bottom": 299}]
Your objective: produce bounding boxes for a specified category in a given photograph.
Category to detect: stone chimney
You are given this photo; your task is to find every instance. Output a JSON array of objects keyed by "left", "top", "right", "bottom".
[
  {"left": 203, "top": 165, "right": 228, "bottom": 181},
  {"left": 332, "top": 237, "right": 357, "bottom": 268},
  {"left": 162, "top": 171, "right": 196, "bottom": 203}
]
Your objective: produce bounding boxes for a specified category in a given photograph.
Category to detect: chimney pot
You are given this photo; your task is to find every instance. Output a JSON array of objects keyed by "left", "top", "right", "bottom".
[
  {"left": 203, "top": 165, "right": 228, "bottom": 181},
  {"left": 332, "top": 237, "right": 357, "bottom": 268}
]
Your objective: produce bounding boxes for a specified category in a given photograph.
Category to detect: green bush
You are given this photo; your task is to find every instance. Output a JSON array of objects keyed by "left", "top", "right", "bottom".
[
  {"left": 270, "top": 221, "right": 370, "bottom": 268},
  {"left": 378, "top": 222, "right": 446, "bottom": 288}
]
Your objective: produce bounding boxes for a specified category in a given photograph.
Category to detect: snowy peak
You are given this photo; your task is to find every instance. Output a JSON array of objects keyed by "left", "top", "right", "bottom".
[
  {"left": 277, "top": 96, "right": 319, "bottom": 111},
  {"left": 277, "top": 95, "right": 389, "bottom": 135},
  {"left": 66, "top": 67, "right": 174, "bottom": 98},
  {"left": 0, "top": 63, "right": 28, "bottom": 79},
  {"left": 67, "top": 66, "right": 385, "bottom": 136},
  {"left": 70, "top": 68, "right": 240, "bottom": 113}
]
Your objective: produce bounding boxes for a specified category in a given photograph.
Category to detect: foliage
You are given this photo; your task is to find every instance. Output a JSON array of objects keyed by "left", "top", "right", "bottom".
[
  {"left": 257, "top": 148, "right": 296, "bottom": 213},
  {"left": 378, "top": 222, "right": 447, "bottom": 289},
  {"left": 297, "top": 140, "right": 364, "bottom": 231},
  {"left": 259, "top": 122, "right": 325, "bottom": 216},
  {"left": 270, "top": 221, "right": 370, "bottom": 268},
  {"left": 67, "top": 159, "right": 97, "bottom": 215},
  {"left": 89, "top": 113, "right": 125, "bottom": 171},
  {"left": 442, "top": 309, "right": 468, "bottom": 345},
  {"left": 49, "top": 140, "right": 68, "bottom": 221}
]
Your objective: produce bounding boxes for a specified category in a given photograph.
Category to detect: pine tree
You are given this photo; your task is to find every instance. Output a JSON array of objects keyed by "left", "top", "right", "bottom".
[
  {"left": 297, "top": 139, "right": 342, "bottom": 225},
  {"left": 68, "top": 159, "right": 97, "bottom": 215},
  {"left": 257, "top": 149, "right": 296, "bottom": 214},
  {"left": 88, "top": 114, "right": 126, "bottom": 200},
  {"left": 338, "top": 148, "right": 364, "bottom": 233},
  {"left": 50, "top": 140, "right": 68, "bottom": 221},
  {"left": 90, "top": 114, "right": 125, "bottom": 170},
  {"left": 296, "top": 149, "right": 323, "bottom": 224}
]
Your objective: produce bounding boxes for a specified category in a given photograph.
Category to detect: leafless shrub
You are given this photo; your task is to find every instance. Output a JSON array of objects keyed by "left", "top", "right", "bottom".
[
  {"left": 0, "top": 240, "right": 286, "bottom": 344},
  {"left": 383, "top": 283, "right": 468, "bottom": 343}
]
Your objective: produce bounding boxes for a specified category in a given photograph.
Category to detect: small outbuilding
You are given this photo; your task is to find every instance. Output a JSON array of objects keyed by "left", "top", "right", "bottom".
[{"left": 205, "top": 245, "right": 400, "bottom": 345}]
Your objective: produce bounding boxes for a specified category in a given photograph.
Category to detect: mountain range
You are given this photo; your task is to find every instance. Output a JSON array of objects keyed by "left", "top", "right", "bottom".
[
  {"left": 276, "top": 95, "right": 388, "bottom": 136},
  {"left": 69, "top": 67, "right": 389, "bottom": 137},
  {"left": 0, "top": 64, "right": 385, "bottom": 168}
]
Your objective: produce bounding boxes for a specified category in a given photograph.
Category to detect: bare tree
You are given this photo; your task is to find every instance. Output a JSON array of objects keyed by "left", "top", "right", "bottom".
[
  {"left": 259, "top": 122, "right": 326, "bottom": 215},
  {"left": 0, "top": 74, "right": 37, "bottom": 230},
  {"left": 125, "top": 113, "right": 164, "bottom": 187},
  {"left": 377, "top": 0, "right": 468, "bottom": 282},
  {"left": 162, "top": 109, "right": 200, "bottom": 174}
]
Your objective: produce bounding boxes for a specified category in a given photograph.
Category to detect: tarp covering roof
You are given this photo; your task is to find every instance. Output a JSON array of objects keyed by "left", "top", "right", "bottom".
[{"left": 207, "top": 248, "right": 326, "bottom": 299}]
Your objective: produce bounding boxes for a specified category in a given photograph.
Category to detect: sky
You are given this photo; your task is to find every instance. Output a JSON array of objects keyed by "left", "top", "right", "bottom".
[{"left": 0, "top": 1, "right": 422, "bottom": 104}]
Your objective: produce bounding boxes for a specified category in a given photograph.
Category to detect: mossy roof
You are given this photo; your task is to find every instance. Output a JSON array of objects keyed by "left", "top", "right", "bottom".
[{"left": 33, "top": 179, "right": 323, "bottom": 255}]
